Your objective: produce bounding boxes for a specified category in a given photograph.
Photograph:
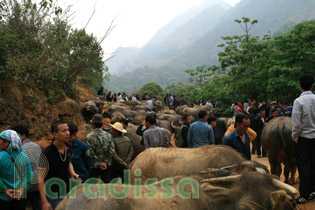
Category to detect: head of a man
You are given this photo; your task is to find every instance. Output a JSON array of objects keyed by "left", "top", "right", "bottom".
[
  {"left": 258, "top": 107, "right": 266, "bottom": 118},
  {"left": 145, "top": 113, "right": 157, "bottom": 128},
  {"left": 183, "top": 115, "right": 191, "bottom": 126},
  {"left": 91, "top": 114, "right": 103, "bottom": 129},
  {"left": 299, "top": 74, "right": 314, "bottom": 91},
  {"left": 271, "top": 108, "right": 278, "bottom": 118},
  {"left": 235, "top": 114, "right": 250, "bottom": 136},
  {"left": 110, "top": 122, "right": 126, "bottom": 137},
  {"left": 198, "top": 110, "right": 208, "bottom": 121},
  {"left": 207, "top": 116, "right": 217, "bottom": 128},
  {"left": 12, "top": 125, "right": 29, "bottom": 141},
  {"left": 67, "top": 122, "right": 78, "bottom": 143},
  {"left": 51, "top": 121, "right": 70, "bottom": 143},
  {"left": 120, "top": 119, "right": 128, "bottom": 129}
]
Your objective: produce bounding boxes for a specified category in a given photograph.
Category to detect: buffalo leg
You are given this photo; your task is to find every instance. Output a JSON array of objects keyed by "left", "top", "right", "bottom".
[
  {"left": 268, "top": 155, "right": 282, "bottom": 177},
  {"left": 284, "top": 163, "right": 290, "bottom": 184},
  {"left": 289, "top": 160, "right": 297, "bottom": 185}
]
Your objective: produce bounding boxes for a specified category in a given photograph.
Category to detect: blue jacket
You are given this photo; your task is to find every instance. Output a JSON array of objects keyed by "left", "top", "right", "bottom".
[
  {"left": 187, "top": 119, "right": 215, "bottom": 148},
  {"left": 223, "top": 129, "right": 251, "bottom": 160},
  {"left": 70, "top": 138, "right": 91, "bottom": 180}
]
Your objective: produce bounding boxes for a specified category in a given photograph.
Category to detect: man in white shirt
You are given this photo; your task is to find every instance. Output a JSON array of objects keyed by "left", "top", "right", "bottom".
[
  {"left": 146, "top": 98, "right": 154, "bottom": 110},
  {"left": 292, "top": 74, "right": 315, "bottom": 204}
]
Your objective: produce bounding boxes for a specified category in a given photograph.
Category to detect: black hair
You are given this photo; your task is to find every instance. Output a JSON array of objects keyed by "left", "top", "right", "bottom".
[
  {"left": 183, "top": 114, "right": 190, "bottom": 121},
  {"left": 145, "top": 113, "right": 157, "bottom": 125},
  {"left": 51, "top": 121, "right": 67, "bottom": 134},
  {"left": 67, "top": 122, "right": 78, "bottom": 136},
  {"left": 252, "top": 108, "right": 258, "bottom": 115},
  {"left": 12, "top": 125, "right": 29, "bottom": 138},
  {"left": 94, "top": 123, "right": 103, "bottom": 128},
  {"left": 198, "top": 110, "right": 208, "bottom": 119},
  {"left": 235, "top": 113, "right": 249, "bottom": 125},
  {"left": 207, "top": 116, "right": 217, "bottom": 124},
  {"left": 299, "top": 74, "right": 314, "bottom": 91},
  {"left": 258, "top": 107, "right": 266, "bottom": 112},
  {"left": 120, "top": 118, "right": 129, "bottom": 126},
  {"left": 271, "top": 108, "right": 277, "bottom": 113}
]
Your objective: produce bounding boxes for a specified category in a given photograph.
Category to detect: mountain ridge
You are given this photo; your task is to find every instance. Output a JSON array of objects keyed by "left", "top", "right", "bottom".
[{"left": 105, "top": 0, "right": 315, "bottom": 93}]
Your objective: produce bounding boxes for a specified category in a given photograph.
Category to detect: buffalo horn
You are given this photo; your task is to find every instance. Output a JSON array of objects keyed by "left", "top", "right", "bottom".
[
  {"left": 272, "top": 179, "right": 298, "bottom": 195},
  {"left": 201, "top": 174, "right": 241, "bottom": 184}
]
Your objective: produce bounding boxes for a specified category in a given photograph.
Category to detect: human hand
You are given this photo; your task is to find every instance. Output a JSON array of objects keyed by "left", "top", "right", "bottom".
[
  {"left": 71, "top": 173, "right": 80, "bottom": 180},
  {"left": 13, "top": 187, "right": 24, "bottom": 200},
  {"left": 4, "top": 189, "right": 15, "bottom": 199},
  {"left": 100, "top": 162, "right": 107, "bottom": 170},
  {"left": 125, "top": 164, "right": 130, "bottom": 169},
  {"left": 42, "top": 201, "right": 53, "bottom": 210}
]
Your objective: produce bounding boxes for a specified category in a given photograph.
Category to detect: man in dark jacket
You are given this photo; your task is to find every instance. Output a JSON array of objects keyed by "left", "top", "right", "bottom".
[
  {"left": 110, "top": 122, "right": 134, "bottom": 183},
  {"left": 67, "top": 122, "right": 91, "bottom": 182},
  {"left": 252, "top": 107, "right": 267, "bottom": 158}
]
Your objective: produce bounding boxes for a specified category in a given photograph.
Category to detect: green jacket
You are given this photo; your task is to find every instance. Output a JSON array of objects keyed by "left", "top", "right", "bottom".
[
  {"left": 112, "top": 135, "right": 134, "bottom": 168},
  {"left": 86, "top": 128, "right": 115, "bottom": 168}
]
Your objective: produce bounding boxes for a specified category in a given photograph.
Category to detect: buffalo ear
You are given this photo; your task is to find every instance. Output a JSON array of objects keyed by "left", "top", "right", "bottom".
[{"left": 271, "top": 190, "right": 291, "bottom": 210}]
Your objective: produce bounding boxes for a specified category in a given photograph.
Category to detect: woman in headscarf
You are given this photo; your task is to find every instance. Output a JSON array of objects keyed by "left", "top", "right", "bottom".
[{"left": 0, "top": 130, "right": 33, "bottom": 210}]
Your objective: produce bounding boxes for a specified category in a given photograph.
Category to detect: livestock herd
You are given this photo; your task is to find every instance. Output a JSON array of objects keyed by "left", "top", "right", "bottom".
[{"left": 56, "top": 99, "right": 298, "bottom": 209}]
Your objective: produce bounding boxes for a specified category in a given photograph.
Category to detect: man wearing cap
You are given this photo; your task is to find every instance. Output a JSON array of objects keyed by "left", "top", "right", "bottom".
[
  {"left": 110, "top": 122, "right": 134, "bottom": 182},
  {"left": 86, "top": 114, "right": 115, "bottom": 183}
]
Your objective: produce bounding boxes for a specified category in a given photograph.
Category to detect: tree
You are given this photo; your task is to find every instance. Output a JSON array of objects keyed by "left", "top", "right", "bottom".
[
  {"left": 0, "top": 0, "right": 110, "bottom": 102},
  {"left": 234, "top": 17, "right": 258, "bottom": 42},
  {"left": 185, "top": 65, "right": 215, "bottom": 86},
  {"left": 136, "top": 82, "right": 163, "bottom": 99},
  {"left": 215, "top": 19, "right": 315, "bottom": 104},
  {"left": 266, "top": 20, "right": 315, "bottom": 103}
]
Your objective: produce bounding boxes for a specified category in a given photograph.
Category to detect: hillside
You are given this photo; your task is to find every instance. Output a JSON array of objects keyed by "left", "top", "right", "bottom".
[
  {"left": 105, "top": 0, "right": 315, "bottom": 93},
  {"left": 106, "top": 0, "right": 230, "bottom": 75}
]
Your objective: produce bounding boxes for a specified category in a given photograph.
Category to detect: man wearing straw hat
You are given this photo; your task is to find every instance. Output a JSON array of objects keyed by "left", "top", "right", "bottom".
[{"left": 110, "top": 122, "right": 134, "bottom": 182}]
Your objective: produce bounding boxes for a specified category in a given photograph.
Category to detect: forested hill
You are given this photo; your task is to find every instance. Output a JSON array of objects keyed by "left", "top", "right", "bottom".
[{"left": 105, "top": 0, "right": 315, "bottom": 93}]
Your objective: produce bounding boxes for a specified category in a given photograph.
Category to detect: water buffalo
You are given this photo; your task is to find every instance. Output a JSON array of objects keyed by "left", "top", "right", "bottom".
[
  {"left": 261, "top": 116, "right": 296, "bottom": 184},
  {"left": 130, "top": 145, "right": 260, "bottom": 184},
  {"left": 56, "top": 172, "right": 297, "bottom": 210},
  {"left": 126, "top": 123, "right": 145, "bottom": 160},
  {"left": 176, "top": 105, "right": 220, "bottom": 120},
  {"left": 81, "top": 100, "right": 103, "bottom": 123},
  {"left": 157, "top": 120, "right": 172, "bottom": 133}
]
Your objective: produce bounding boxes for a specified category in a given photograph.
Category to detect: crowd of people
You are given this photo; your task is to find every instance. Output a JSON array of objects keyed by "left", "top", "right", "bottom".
[
  {"left": 0, "top": 74, "right": 314, "bottom": 209},
  {"left": 97, "top": 87, "right": 223, "bottom": 110}
]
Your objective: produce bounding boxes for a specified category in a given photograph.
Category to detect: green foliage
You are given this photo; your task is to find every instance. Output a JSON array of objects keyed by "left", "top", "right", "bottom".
[
  {"left": 185, "top": 65, "right": 215, "bottom": 86},
  {"left": 215, "top": 19, "right": 315, "bottom": 105},
  {"left": 168, "top": 19, "right": 315, "bottom": 113},
  {"left": 135, "top": 82, "right": 163, "bottom": 99},
  {"left": 0, "top": 0, "right": 108, "bottom": 103}
]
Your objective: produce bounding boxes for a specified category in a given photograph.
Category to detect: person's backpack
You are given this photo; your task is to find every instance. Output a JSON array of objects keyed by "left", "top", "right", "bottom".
[{"left": 174, "top": 125, "right": 187, "bottom": 147}]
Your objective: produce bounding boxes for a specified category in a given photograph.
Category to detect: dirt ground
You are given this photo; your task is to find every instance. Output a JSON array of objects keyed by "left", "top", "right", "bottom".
[{"left": 252, "top": 155, "right": 315, "bottom": 210}]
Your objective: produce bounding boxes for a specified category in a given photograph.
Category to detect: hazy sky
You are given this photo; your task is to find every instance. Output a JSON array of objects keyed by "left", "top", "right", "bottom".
[{"left": 62, "top": 0, "right": 241, "bottom": 58}]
